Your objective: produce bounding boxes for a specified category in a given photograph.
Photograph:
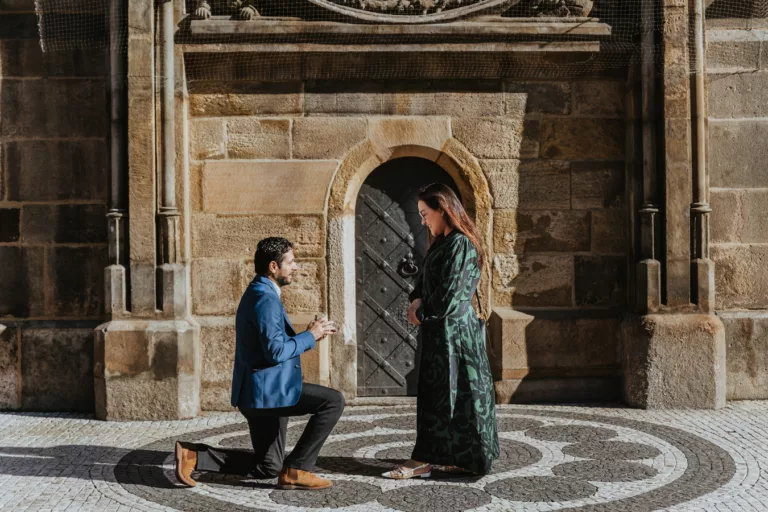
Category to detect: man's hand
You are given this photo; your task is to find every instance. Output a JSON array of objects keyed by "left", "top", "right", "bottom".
[
  {"left": 307, "top": 318, "right": 338, "bottom": 341},
  {"left": 407, "top": 299, "right": 422, "bottom": 326}
]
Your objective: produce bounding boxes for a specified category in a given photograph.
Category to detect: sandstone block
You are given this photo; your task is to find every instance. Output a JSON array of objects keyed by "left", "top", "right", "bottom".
[
  {"left": 488, "top": 308, "right": 534, "bottom": 380},
  {"left": 710, "top": 120, "right": 768, "bottom": 188},
  {"left": 540, "top": 118, "right": 624, "bottom": 160},
  {"left": 575, "top": 255, "right": 627, "bottom": 306},
  {"left": 708, "top": 71, "right": 768, "bottom": 118},
  {"left": 381, "top": 83, "right": 505, "bottom": 117},
  {"left": 525, "top": 315, "right": 621, "bottom": 369},
  {"left": 0, "top": 324, "right": 19, "bottom": 409},
  {"left": 504, "top": 81, "right": 570, "bottom": 115},
  {"left": 104, "top": 328, "right": 149, "bottom": 376},
  {"left": 226, "top": 118, "right": 291, "bottom": 159},
  {"left": 712, "top": 189, "right": 768, "bottom": 244},
  {"left": 293, "top": 117, "right": 366, "bottom": 159},
  {"left": 190, "top": 118, "right": 225, "bottom": 160},
  {"left": 573, "top": 80, "right": 624, "bottom": 117},
  {"left": 622, "top": 314, "right": 726, "bottom": 409},
  {"left": 0, "top": 39, "right": 106, "bottom": 77},
  {"left": 492, "top": 209, "right": 517, "bottom": 254},
  {"left": 46, "top": 247, "right": 105, "bottom": 317},
  {"left": 188, "top": 81, "right": 302, "bottom": 117},
  {"left": 592, "top": 210, "right": 627, "bottom": 254},
  {"left": 516, "top": 210, "right": 590, "bottom": 253},
  {"left": 571, "top": 161, "right": 625, "bottom": 209},
  {"left": 282, "top": 259, "right": 326, "bottom": 314},
  {"left": 203, "top": 161, "right": 337, "bottom": 215},
  {"left": 199, "top": 317, "right": 236, "bottom": 386},
  {"left": 192, "top": 214, "right": 325, "bottom": 259},
  {"left": 369, "top": 117, "right": 451, "bottom": 157},
  {"left": 482, "top": 160, "right": 520, "bottom": 209},
  {"left": 707, "top": 30, "right": 761, "bottom": 72},
  {"left": 713, "top": 244, "right": 768, "bottom": 309},
  {"left": 22, "top": 204, "right": 106, "bottom": 244},
  {"left": 453, "top": 117, "right": 524, "bottom": 159},
  {"left": 0, "top": 1, "right": 36, "bottom": 11},
  {"left": 495, "top": 376, "right": 620, "bottom": 404},
  {"left": 22, "top": 327, "right": 94, "bottom": 411},
  {"left": 513, "top": 254, "right": 573, "bottom": 307},
  {"left": 518, "top": 161, "right": 570, "bottom": 210},
  {"left": 191, "top": 259, "right": 250, "bottom": 316},
  {"left": 0, "top": 247, "right": 44, "bottom": 317},
  {"left": 305, "top": 81, "right": 383, "bottom": 115},
  {"left": 0, "top": 208, "right": 20, "bottom": 242},
  {"left": 520, "top": 120, "right": 540, "bottom": 159},
  {"left": 720, "top": 311, "right": 768, "bottom": 400},
  {"left": 5, "top": 140, "right": 107, "bottom": 201}
]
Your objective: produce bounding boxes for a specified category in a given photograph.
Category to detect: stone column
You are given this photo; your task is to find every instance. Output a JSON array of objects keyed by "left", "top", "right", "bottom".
[
  {"left": 621, "top": 0, "right": 725, "bottom": 410},
  {"left": 94, "top": 0, "right": 200, "bottom": 420}
]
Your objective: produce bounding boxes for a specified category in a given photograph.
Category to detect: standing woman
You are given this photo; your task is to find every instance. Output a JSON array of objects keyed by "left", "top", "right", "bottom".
[{"left": 382, "top": 183, "right": 499, "bottom": 479}]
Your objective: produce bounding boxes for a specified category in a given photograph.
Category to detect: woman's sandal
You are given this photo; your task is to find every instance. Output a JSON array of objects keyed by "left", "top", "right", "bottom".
[{"left": 381, "top": 463, "right": 432, "bottom": 480}]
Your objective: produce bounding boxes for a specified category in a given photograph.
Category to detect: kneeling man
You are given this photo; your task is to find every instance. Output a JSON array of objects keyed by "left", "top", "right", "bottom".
[{"left": 175, "top": 237, "right": 343, "bottom": 490}]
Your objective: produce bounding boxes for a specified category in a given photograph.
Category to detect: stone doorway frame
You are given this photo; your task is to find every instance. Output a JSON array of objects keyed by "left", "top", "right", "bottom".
[{"left": 325, "top": 135, "right": 493, "bottom": 399}]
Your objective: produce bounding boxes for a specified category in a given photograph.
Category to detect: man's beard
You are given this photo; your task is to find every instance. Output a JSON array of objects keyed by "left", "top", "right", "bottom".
[{"left": 276, "top": 275, "right": 291, "bottom": 286}]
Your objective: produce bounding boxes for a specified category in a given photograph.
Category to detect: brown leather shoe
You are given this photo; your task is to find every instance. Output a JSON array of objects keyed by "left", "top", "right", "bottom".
[
  {"left": 174, "top": 441, "right": 198, "bottom": 487},
  {"left": 277, "top": 468, "right": 333, "bottom": 490}
]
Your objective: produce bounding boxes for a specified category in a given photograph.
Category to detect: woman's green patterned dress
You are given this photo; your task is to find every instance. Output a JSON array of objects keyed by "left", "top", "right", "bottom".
[{"left": 409, "top": 230, "right": 499, "bottom": 475}]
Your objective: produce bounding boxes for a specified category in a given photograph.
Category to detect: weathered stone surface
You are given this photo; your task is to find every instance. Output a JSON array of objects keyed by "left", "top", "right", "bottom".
[
  {"left": 190, "top": 118, "right": 226, "bottom": 160},
  {"left": 46, "top": 247, "right": 105, "bottom": 317},
  {"left": 520, "top": 120, "right": 540, "bottom": 159},
  {"left": 192, "top": 214, "right": 325, "bottom": 259},
  {"left": 0, "top": 1, "right": 35, "bottom": 11},
  {"left": 199, "top": 317, "right": 236, "bottom": 411},
  {"left": 5, "top": 140, "right": 107, "bottom": 201},
  {"left": 282, "top": 259, "right": 326, "bottom": 314},
  {"left": 592, "top": 210, "right": 627, "bottom": 254},
  {"left": 622, "top": 314, "right": 726, "bottom": 409},
  {"left": 0, "top": 208, "right": 20, "bottom": 242},
  {"left": 707, "top": 31, "right": 761, "bottom": 72},
  {"left": 488, "top": 308, "right": 534, "bottom": 380},
  {"left": 0, "top": 324, "right": 19, "bottom": 409},
  {"left": 540, "top": 119, "right": 624, "bottom": 160},
  {"left": 482, "top": 160, "right": 520, "bottom": 209},
  {"left": 518, "top": 161, "right": 570, "bottom": 210},
  {"left": 575, "top": 256, "right": 627, "bottom": 306},
  {"left": 573, "top": 80, "right": 624, "bottom": 117},
  {"left": 495, "top": 376, "right": 620, "bottom": 403},
  {"left": 713, "top": 244, "right": 768, "bottom": 309},
  {"left": 104, "top": 328, "right": 149, "bottom": 376},
  {"left": 526, "top": 315, "right": 621, "bottom": 369},
  {"left": 505, "top": 81, "right": 570, "bottom": 115},
  {"left": 708, "top": 72, "right": 768, "bottom": 118},
  {"left": 710, "top": 120, "right": 768, "bottom": 188},
  {"left": 712, "top": 189, "right": 768, "bottom": 244},
  {"left": 720, "top": 311, "right": 768, "bottom": 400},
  {"left": 305, "top": 81, "right": 384, "bottom": 115},
  {"left": 453, "top": 118, "right": 524, "bottom": 159},
  {"left": 571, "top": 161, "right": 625, "bottom": 209},
  {"left": 0, "top": 39, "right": 107, "bottom": 77},
  {"left": 369, "top": 117, "right": 451, "bottom": 157},
  {"left": 22, "top": 204, "right": 106, "bottom": 244},
  {"left": 293, "top": 117, "right": 366, "bottom": 159},
  {"left": 516, "top": 211, "right": 590, "bottom": 253},
  {"left": 382, "top": 84, "right": 505, "bottom": 117},
  {"left": 191, "top": 259, "right": 250, "bottom": 316},
  {"left": 203, "top": 161, "right": 337, "bottom": 214},
  {"left": 188, "top": 81, "right": 302, "bottom": 117},
  {"left": 226, "top": 118, "right": 291, "bottom": 159},
  {"left": 21, "top": 327, "right": 94, "bottom": 411},
  {"left": 493, "top": 209, "right": 517, "bottom": 254},
  {"left": 0, "top": 247, "right": 44, "bottom": 317},
  {"left": 0, "top": 79, "right": 106, "bottom": 138},
  {"left": 513, "top": 254, "right": 573, "bottom": 307}
]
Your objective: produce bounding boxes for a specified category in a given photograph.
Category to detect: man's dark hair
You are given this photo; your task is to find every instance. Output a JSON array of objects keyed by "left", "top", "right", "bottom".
[{"left": 254, "top": 237, "right": 293, "bottom": 275}]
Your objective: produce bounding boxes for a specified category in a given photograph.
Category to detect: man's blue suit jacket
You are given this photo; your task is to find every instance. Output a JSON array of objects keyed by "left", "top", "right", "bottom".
[{"left": 230, "top": 275, "right": 316, "bottom": 409}]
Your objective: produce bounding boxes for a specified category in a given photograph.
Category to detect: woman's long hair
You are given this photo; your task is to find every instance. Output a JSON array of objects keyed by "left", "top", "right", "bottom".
[{"left": 418, "top": 183, "right": 485, "bottom": 268}]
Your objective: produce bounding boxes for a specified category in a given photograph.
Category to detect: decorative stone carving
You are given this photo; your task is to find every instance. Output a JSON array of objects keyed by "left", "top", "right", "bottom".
[
  {"left": 335, "top": 0, "right": 481, "bottom": 15},
  {"left": 195, "top": 0, "right": 212, "bottom": 19},
  {"left": 531, "top": 0, "right": 593, "bottom": 17},
  {"left": 194, "top": 0, "right": 260, "bottom": 20},
  {"left": 232, "top": 0, "right": 260, "bottom": 19}
]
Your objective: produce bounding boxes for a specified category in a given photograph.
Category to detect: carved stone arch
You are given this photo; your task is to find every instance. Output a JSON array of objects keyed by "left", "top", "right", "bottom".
[{"left": 325, "top": 137, "right": 493, "bottom": 398}]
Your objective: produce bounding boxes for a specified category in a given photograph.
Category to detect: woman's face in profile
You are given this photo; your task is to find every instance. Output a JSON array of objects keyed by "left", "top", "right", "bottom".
[{"left": 418, "top": 200, "right": 447, "bottom": 237}]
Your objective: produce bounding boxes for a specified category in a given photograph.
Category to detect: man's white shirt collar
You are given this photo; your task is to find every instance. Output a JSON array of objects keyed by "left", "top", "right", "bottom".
[{"left": 267, "top": 278, "right": 282, "bottom": 297}]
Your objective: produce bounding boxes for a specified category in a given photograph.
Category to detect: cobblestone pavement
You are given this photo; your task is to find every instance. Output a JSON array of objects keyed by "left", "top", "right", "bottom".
[{"left": 1, "top": 402, "right": 767, "bottom": 511}]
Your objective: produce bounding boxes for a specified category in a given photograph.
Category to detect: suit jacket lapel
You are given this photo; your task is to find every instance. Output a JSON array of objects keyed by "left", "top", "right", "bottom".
[{"left": 254, "top": 276, "right": 297, "bottom": 335}]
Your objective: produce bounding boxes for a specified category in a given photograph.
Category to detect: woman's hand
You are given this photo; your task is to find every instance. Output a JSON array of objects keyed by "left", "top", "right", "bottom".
[{"left": 407, "top": 299, "right": 422, "bottom": 326}]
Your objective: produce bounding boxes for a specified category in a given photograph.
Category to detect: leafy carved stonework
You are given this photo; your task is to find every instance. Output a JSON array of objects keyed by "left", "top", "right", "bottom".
[
  {"left": 530, "top": 0, "right": 594, "bottom": 17},
  {"left": 194, "top": 0, "right": 259, "bottom": 20}
]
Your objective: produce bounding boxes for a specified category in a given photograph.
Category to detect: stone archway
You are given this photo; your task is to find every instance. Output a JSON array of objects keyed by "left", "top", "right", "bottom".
[{"left": 325, "top": 131, "right": 492, "bottom": 398}]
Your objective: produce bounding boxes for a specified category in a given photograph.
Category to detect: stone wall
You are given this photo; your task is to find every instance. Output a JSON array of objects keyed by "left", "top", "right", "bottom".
[
  {"left": 189, "top": 77, "right": 627, "bottom": 409},
  {"left": 708, "top": 22, "right": 768, "bottom": 399},
  {"left": 0, "top": 0, "right": 108, "bottom": 411}
]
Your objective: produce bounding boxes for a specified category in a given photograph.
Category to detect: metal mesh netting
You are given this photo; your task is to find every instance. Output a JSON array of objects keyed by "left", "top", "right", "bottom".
[{"left": 32, "top": 1, "right": 768, "bottom": 80}]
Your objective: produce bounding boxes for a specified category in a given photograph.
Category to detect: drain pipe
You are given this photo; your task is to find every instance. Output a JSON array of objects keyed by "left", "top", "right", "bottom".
[{"left": 691, "top": 0, "right": 714, "bottom": 312}]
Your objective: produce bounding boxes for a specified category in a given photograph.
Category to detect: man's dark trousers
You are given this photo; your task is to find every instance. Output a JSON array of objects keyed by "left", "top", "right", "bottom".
[{"left": 194, "top": 384, "right": 344, "bottom": 478}]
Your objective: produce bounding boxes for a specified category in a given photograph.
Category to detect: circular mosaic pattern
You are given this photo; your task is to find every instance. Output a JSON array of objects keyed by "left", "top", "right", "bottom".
[
  {"left": 526, "top": 424, "right": 618, "bottom": 443},
  {"left": 270, "top": 480, "right": 380, "bottom": 508},
  {"left": 220, "top": 420, "right": 373, "bottom": 449},
  {"left": 496, "top": 416, "right": 544, "bottom": 432},
  {"left": 378, "top": 484, "right": 492, "bottom": 512},
  {"left": 114, "top": 408, "right": 737, "bottom": 512},
  {"left": 552, "top": 460, "right": 659, "bottom": 482},
  {"left": 563, "top": 440, "right": 663, "bottom": 461},
  {"left": 373, "top": 414, "right": 417, "bottom": 430},
  {"left": 486, "top": 476, "right": 598, "bottom": 502}
]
